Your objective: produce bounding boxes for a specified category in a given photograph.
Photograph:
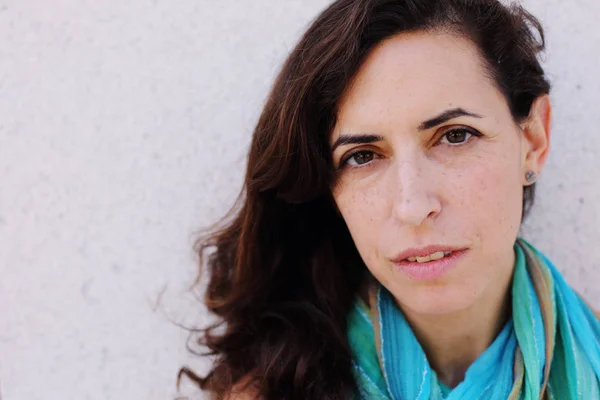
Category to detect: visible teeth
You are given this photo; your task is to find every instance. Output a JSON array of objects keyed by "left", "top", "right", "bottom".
[{"left": 407, "top": 251, "right": 453, "bottom": 263}]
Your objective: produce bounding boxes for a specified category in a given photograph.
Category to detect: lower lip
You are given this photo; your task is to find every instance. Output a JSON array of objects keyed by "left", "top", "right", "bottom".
[{"left": 392, "top": 250, "right": 467, "bottom": 281}]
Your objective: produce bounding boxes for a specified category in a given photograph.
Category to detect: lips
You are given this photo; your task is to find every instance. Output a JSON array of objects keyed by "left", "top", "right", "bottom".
[
  {"left": 391, "top": 245, "right": 467, "bottom": 264},
  {"left": 391, "top": 246, "right": 469, "bottom": 281},
  {"left": 406, "top": 250, "right": 452, "bottom": 263}
]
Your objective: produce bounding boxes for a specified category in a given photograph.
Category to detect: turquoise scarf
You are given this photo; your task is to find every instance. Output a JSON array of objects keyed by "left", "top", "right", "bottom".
[{"left": 347, "top": 238, "right": 600, "bottom": 399}]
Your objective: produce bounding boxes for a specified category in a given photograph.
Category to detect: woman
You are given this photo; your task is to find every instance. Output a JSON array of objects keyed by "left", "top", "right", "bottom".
[{"left": 180, "top": 0, "right": 600, "bottom": 398}]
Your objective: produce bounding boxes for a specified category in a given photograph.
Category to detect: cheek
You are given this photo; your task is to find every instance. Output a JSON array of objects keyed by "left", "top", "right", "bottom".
[
  {"left": 332, "top": 178, "right": 388, "bottom": 256},
  {"left": 456, "top": 149, "right": 523, "bottom": 242}
]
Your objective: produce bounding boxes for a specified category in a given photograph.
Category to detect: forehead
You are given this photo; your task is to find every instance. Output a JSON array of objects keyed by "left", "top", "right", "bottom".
[{"left": 335, "top": 30, "right": 506, "bottom": 131}]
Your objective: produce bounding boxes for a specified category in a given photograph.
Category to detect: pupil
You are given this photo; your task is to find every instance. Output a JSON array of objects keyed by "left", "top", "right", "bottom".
[
  {"left": 448, "top": 131, "right": 467, "bottom": 143},
  {"left": 355, "top": 151, "right": 373, "bottom": 164}
]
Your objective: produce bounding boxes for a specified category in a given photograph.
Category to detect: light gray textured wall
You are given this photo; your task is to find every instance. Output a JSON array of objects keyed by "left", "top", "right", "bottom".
[{"left": 1, "top": 0, "right": 599, "bottom": 399}]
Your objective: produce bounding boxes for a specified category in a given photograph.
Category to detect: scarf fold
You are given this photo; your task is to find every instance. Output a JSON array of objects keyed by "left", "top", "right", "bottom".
[{"left": 347, "top": 238, "right": 600, "bottom": 399}]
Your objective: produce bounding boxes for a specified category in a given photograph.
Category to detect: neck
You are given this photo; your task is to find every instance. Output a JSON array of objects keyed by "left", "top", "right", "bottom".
[{"left": 400, "top": 257, "right": 514, "bottom": 388}]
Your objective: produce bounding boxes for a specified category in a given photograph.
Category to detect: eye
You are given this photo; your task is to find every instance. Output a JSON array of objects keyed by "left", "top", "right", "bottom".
[
  {"left": 438, "top": 128, "right": 481, "bottom": 145},
  {"left": 341, "top": 150, "right": 376, "bottom": 167}
]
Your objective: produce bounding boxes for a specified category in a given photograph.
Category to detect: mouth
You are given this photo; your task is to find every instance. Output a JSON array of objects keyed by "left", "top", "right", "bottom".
[
  {"left": 405, "top": 250, "right": 453, "bottom": 263},
  {"left": 391, "top": 246, "right": 468, "bottom": 281}
]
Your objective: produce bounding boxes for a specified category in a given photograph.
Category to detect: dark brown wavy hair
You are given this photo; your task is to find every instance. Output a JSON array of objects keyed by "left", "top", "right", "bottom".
[{"left": 179, "top": 0, "right": 551, "bottom": 398}]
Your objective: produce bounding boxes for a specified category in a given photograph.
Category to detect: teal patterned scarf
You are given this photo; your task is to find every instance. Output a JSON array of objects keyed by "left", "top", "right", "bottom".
[{"left": 347, "top": 238, "right": 600, "bottom": 399}]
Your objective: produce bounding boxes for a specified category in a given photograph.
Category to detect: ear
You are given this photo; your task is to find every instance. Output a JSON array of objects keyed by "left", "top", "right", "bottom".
[{"left": 521, "top": 94, "right": 552, "bottom": 185}]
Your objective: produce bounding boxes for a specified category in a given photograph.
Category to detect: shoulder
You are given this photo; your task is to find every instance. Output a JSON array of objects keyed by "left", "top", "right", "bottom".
[
  {"left": 223, "top": 391, "right": 260, "bottom": 400},
  {"left": 222, "top": 376, "right": 261, "bottom": 400},
  {"left": 573, "top": 290, "right": 600, "bottom": 321}
]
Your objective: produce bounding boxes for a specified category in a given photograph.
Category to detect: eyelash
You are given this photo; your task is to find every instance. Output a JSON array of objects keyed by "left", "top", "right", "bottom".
[
  {"left": 339, "top": 127, "right": 482, "bottom": 169},
  {"left": 438, "top": 127, "right": 482, "bottom": 145}
]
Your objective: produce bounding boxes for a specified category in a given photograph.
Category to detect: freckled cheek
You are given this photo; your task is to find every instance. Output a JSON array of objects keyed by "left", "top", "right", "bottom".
[
  {"left": 451, "top": 156, "right": 522, "bottom": 238},
  {"left": 333, "top": 180, "right": 389, "bottom": 239}
]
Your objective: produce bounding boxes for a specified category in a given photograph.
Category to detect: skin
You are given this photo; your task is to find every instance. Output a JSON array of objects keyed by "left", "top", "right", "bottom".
[{"left": 330, "top": 30, "right": 551, "bottom": 387}]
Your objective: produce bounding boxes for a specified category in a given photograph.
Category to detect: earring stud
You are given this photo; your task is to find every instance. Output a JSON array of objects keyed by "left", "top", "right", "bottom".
[{"left": 525, "top": 170, "right": 537, "bottom": 183}]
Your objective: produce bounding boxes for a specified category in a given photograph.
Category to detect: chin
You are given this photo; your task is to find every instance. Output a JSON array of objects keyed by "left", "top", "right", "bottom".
[{"left": 389, "top": 282, "right": 482, "bottom": 316}]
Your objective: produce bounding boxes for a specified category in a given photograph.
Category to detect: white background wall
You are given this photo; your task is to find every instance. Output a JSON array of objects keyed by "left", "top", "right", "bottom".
[{"left": 1, "top": 0, "right": 599, "bottom": 399}]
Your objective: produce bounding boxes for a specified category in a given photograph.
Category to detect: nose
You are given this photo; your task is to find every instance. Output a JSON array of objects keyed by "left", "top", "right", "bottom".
[{"left": 391, "top": 156, "right": 442, "bottom": 227}]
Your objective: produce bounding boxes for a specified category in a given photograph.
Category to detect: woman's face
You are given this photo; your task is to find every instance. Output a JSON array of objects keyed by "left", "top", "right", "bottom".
[{"left": 330, "top": 31, "right": 550, "bottom": 315}]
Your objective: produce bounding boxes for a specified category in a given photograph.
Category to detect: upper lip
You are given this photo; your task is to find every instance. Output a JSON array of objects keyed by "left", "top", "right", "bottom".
[{"left": 391, "top": 245, "right": 467, "bottom": 262}]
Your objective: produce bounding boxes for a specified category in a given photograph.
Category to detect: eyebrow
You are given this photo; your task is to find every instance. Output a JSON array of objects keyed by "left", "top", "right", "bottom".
[
  {"left": 331, "top": 107, "right": 482, "bottom": 153},
  {"left": 418, "top": 108, "right": 482, "bottom": 131},
  {"left": 330, "top": 133, "right": 384, "bottom": 153}
]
